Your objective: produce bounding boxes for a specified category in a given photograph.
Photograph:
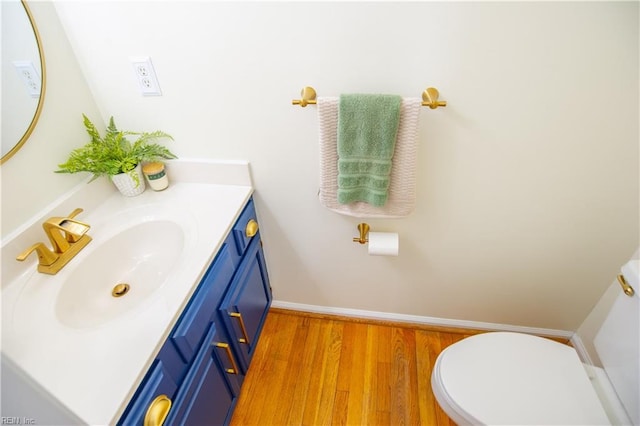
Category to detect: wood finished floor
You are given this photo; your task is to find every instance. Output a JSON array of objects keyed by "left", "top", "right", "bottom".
[{"left": 230, "top": 308, "right": 488, "bottom": 426}]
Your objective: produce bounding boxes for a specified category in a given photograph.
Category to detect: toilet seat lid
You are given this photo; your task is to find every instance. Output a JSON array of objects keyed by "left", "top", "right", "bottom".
[{"left": 433, "top": 332, "right": 610, "bottom": 425}]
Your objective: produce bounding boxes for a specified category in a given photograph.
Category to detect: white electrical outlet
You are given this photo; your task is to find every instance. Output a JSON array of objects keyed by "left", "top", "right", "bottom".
[
  {"left": 130, "top": 56, "right": 162, "bottom": 96},
  {"left": 13, "top": 61, "right": 41, "bottom": 98}
]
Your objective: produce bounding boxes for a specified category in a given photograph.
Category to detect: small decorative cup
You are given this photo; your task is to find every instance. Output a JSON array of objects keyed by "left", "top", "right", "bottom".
[{"left": 142, "top": 162, "right": 169, "bottom": 191}]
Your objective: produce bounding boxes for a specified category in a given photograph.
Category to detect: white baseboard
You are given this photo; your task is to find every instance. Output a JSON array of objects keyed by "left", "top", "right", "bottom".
[{"left": 271, "top": 300, "right": 574, "bottom": 339}]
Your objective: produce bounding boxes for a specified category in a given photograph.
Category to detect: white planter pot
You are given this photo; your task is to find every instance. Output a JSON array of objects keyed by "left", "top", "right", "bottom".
[{"left": 110, "top": 164, "right": 146, "bottom": 196}]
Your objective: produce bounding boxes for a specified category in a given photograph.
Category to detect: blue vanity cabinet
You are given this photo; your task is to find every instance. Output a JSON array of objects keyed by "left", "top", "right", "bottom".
[
  {"left": 118, "top": 196, "right": 272, "bottom": 426},
  {"left": 219, "top": 230, "right": 272, "bottom": 373}
]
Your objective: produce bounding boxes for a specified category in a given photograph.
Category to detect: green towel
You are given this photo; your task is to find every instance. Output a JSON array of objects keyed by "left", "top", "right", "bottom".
[{"left": 337, "top": 94, "right": 402, "bottom": 206}]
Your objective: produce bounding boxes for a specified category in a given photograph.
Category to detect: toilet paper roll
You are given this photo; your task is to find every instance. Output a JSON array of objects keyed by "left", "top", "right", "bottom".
[{"left": 368, "top": 232, "right": 399, "bottom": 256}]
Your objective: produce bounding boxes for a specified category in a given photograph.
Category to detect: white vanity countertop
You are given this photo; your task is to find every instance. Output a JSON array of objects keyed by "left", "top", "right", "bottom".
[{"left": 1, "top": 160, "right": 253, "bottom": 425}]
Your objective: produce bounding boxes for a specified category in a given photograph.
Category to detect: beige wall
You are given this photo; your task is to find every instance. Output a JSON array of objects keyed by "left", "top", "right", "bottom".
[
  {"left": 1, "top": 1, "right": 101, "bottom": 238},
  {"left": 12, "top": 1, "right": 639, "bottom": 331}
]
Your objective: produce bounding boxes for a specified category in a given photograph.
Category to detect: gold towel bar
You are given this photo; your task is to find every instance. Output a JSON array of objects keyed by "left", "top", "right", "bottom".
[
  {"left": 292, "top": 86, "right": 317, "bottom": 107},
  {"left": 291, "top": 86, "right": 447, "bottom": 109}
]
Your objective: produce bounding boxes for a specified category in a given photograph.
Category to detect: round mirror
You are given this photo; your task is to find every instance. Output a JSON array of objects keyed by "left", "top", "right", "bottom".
[{"left": 1, "top": 0, "right": 46, "bottom": 164}]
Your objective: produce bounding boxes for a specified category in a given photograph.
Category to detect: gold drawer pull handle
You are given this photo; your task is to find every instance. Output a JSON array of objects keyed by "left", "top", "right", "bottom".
[
  {"left": 144, "top": 394, "right": 171, "bottom": 426},
  {"left": 617, "top": 274, "right": 635, "bottom": 297},
  {"left": 230, "top": 312, "right": 251, "bottom": 345},
  {"left": 215, "top": 342, "right": 239, "bottom": 374},
  {"left": 245, "top": 219, "right": 259, "bottom": 238}
]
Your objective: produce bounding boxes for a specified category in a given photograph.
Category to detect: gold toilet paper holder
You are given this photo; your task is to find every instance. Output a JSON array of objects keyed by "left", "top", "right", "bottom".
[{"left": 353, "top": 223, "right": 370, "bottom": 245}]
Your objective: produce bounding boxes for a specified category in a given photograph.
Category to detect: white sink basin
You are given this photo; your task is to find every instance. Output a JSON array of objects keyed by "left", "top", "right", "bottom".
[{"left": 55, "top": 220, "right": 185, "bottom": 329}]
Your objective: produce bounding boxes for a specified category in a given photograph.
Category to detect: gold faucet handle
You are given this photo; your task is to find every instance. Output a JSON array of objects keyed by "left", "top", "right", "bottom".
[
  {"left": 67, "top": 208, "right": 84, "bottom": 219},
  {"left": 60, "top": 208, "right": 90, "bottom": 243},
  {"left": 16, "top": 243, "right": 58, "bottom": 266},
  {"left": 59, "top": 219, "right": 91, "bottom": 242}
]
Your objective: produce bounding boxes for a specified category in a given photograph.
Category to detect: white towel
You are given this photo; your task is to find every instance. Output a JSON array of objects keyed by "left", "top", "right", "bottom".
[{"left": 317, "top": 96, "right": 421, "bottom": 218}]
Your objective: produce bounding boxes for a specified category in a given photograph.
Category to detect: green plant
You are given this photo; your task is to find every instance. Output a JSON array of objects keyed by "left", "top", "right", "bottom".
[{"left": 56, "top": 114, "right": 176, "bottom": 181}]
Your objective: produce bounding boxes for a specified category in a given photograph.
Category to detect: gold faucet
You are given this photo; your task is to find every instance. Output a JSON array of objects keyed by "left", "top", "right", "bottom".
[{"left": 16, "top": 208, "right": 92, "bottom": 275}]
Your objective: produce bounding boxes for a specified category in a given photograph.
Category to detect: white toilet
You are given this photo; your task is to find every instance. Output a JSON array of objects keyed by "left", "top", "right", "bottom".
[{"left": 431, "top": 259, "right": 640, "bottom": 426}]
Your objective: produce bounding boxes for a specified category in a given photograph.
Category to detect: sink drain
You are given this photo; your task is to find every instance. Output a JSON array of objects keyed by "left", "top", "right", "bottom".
[{"left": 112, "top": 283, "right": 130, "bottom": 297}]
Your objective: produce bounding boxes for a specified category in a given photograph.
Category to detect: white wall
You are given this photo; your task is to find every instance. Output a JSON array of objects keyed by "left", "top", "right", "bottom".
[
  {"left": 46, "top": 1, "right": 640, "bottom": 331},
  {"left": 1, "top": 1, "right": 102, "bottom": 238}
]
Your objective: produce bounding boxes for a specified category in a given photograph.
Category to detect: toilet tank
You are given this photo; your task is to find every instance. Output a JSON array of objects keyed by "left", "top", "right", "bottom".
[{"left": 594, "top": 259, "right": 639, "bottom": 425}]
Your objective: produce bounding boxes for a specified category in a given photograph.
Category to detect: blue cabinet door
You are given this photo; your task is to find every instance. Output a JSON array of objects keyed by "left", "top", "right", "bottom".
[
  {"left": 170, "top": 240, "right": 236, "bottom": 366},
  {"left": 117, "top": 360, "right": 177, "bottom": 426},
  {"left": 166, "top": 321, "right": 238, "bottom": 426},
  {"left": 219, "top": 235, "right": 272, "bottom": 373}
]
